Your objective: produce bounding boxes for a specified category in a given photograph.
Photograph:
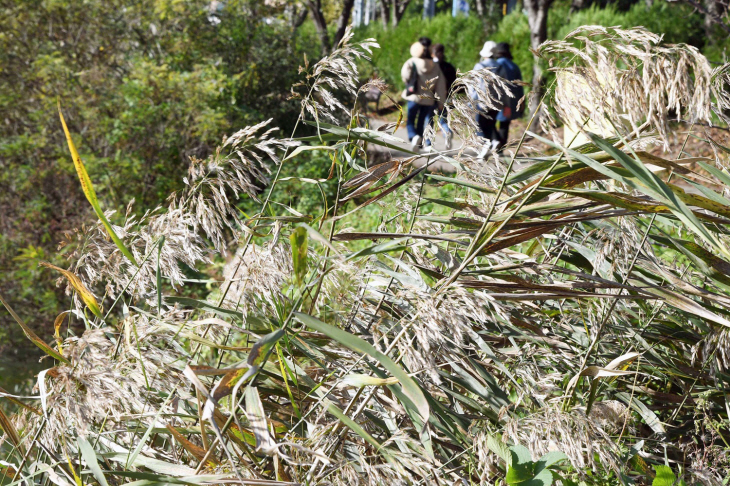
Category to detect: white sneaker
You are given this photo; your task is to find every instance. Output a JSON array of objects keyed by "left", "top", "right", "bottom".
[
  {"left": 411, "top": 135, "right": 422, "bottom": 149},
  {"left": 444, "top": 132, "right": 453, "bottom": 151},
  {"left": 424, "top": 145, "right": 435, "bottom": 153},
  {"left": 478, "top": 145, "right": 490, "bottom": 159}
]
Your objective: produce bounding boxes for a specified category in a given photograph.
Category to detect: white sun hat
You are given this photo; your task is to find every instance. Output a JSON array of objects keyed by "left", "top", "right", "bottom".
[{"left": 479, "top": 40, "right": 497, "bottom": 59}]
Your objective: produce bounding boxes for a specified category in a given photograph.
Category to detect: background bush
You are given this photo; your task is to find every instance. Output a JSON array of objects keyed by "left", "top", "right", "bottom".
[{"left": 0, "top": 0, "right": 320, "bottom": 350}]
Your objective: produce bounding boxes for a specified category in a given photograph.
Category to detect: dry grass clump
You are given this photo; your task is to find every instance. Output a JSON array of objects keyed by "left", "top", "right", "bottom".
[
  {"left": 539, "top": 26, "right": 726, "bottom": 146},
  {"left": 503, "top": 406, "right": 624, "bottom": 474}
]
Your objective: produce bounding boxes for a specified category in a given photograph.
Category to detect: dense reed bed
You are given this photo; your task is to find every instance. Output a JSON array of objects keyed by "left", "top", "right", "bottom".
[{"left": 2, "top": 25, "right": 730, "bottom": 486}]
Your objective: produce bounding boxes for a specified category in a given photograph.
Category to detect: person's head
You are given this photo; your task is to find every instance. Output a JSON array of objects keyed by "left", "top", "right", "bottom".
[
  {"left": 410, "top": 42, "right": 426, "bottom": 60},
  {"left": 431, "top": 43, "right": 445, "bottom": 62},
  {"left": 479, "top": 40, "right": 496, "bottom": 59},
  {"left": 493, "top": 42, "right": 512, "bottom": 59},
  {"left": 419, "top": 37, "right": 432, "bottom": 50}
]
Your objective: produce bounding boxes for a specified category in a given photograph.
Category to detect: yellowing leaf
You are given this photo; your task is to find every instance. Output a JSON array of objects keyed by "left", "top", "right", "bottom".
[
  {"left": 40, "top": 263, "right": 102, "bottom": 318},
  {"left": 53, "top": 311, "right": 70, "bottom": 351},
  {"left": 211, "top": 367, "right": 251, "bottom": 402},
  {"left": 290, "top": 226, "right": 308, "bottom": 286},
  {"left": 58, "top": 103, "right": 137, "bottom": 265},
  {"left": 165, "top": 423, "right": 219, "bottom": 466},
  {"left": 0, "top": 293, "right": 70, "bottom": 364},
  {"left": 341, "top": 373, "right": 399, "bottom": 387},
  {"left": 0, "top": 404, "right": 24, "bottom": 454}
]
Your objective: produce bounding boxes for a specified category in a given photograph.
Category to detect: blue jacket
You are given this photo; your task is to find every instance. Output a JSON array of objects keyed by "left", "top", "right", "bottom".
[{"left": 469, "top": 59, "right": 507, "bottom": 113}]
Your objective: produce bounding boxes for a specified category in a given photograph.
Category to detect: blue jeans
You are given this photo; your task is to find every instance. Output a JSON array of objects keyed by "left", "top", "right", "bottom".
[
  {"left": 406, "top": 101, "right": 435, "bottom": 142},
  {"left": 437, "top": 107, "right": 451, "bottom": 136}
]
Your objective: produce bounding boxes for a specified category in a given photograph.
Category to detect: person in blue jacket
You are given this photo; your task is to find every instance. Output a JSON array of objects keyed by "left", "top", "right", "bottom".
[{"left": 493, "top": 42, "right": 523, "bottom": 150}]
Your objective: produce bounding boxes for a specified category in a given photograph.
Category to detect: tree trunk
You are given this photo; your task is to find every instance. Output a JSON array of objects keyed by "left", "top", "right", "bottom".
[
  {"left": 306, "top": 0, "right": 331, "bottom": 55},
  {"left": 379, "top": 0, "right": 389, "bottom": 27},
  {"left": 392, "top": 0, "right": 411, "bottom": 26},
  {"left": 474, "top": 0, "right": 485, "bottom": 16},
  {"left": 333, "top": 0, "right": 356, "bottom": 48},
  {"left": 523, "top": 0, "right": 552, "bottom": 129},
  {"left": 291, "top": 5, "right": 309, "bottom": 30},
  {"left": 570, "top": 0, "right": 589, "bottom": 13},
  {"left": 704, "top": 0, "right": 725, "bottom": 41}
]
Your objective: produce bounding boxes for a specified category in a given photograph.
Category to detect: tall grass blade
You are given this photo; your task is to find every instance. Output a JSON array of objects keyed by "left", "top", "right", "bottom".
[
  {"left": 0, "top": 293, "right": 70, "bottom": 364},
  {"left": 294, "top": 312, "right": 429, "bottom": 424},
  {"left": 39, "top": 262, "right": 102, "bottom": 318},
  {"left": 58, "top": 103, "right": 137, "bottom": 265},
  {"left": 78, "top": 436, "right": 110, "bottom": 486}
]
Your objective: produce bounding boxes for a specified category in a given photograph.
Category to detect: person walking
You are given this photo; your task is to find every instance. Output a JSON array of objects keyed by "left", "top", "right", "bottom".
[
  {"left": 493, "top": 42, "right": 523, "bottom": 150},
  {"left": 470, "top": 40, "right": 504, "bottom": 153},
  {"left": 431, "top": 43, "right": 456, "bottom": 150},
  {"left": 401, "top": 41, "right": 447, "bottom": 149}
]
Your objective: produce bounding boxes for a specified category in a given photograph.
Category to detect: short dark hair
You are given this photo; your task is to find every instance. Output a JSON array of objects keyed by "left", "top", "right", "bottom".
[
  {"left": 493, "top": 42, "right": 512, "bottom": 59},
  {"left": 418, "top": 37, "right": 432, "bottom": 49},
  {"left": 431, "top": 43, "right": 445, "bottom": 58}
]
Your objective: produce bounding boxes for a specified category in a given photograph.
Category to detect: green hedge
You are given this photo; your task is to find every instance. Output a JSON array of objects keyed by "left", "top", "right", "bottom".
[{"left": 353, "top": 14, "right": 489, "bottom": 88}]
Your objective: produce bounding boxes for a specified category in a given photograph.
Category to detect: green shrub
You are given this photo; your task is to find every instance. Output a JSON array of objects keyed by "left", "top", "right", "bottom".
[
  {"left": 555, "top": 1, "right": 705, "bottom": 47},
  {"left": 0, "top": 0, "right": 321, "bottom": 347},
  {"left": 490, "top": 0, "right": 708, "bottom": 90}
]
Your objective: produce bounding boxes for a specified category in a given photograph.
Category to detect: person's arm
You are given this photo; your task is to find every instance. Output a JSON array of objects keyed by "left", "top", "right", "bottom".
[
  {"left": 445, "top": 63, "right": 457, "bottom": 92},
  {"left": 436, "top": 71, "right": 447, "bottom": 108},
  {"left": 401, "top": 60, "right": 412, "bottom": 85},
  {"left": 469, "top": 62, "right": 482, "bottom": 100}
]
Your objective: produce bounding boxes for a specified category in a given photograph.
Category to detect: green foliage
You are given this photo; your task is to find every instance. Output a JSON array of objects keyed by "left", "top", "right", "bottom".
[
  {"left": 0, "top": 0, "right": 320, "bottom": 347},
  {"left": 652, "top": 465, "right": 677, "bottom": 486},
  {"left": 253, "top": 149, "right": 338, "bottom": 216},
  {"left": 290, "top": 227, "right": 309, "bottom": 286},
  {"left": 505, "top": 445, "right": 570, "bottom": 486},
  {"left": 554, "top": 1, "right": 705, "bottom": 48},
  {"left": 353, "top": 13, "right": 491, "bottom": 87},
  {"left": 490, "top": 0, "right": 708, "bottom": 89}
]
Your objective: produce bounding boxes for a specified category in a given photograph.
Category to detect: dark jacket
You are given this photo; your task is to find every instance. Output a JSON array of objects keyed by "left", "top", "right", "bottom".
[
  {"left": 495, "top": 57, "right": 523, "bottom": 121},
  {"left": 436, "top": 60, "right": 457, "bottom": 96}
]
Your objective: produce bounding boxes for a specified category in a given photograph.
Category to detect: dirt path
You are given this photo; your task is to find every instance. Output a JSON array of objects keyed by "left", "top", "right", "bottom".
[{"left": 366, "top": 117, "right": 464, "bottom": 173}]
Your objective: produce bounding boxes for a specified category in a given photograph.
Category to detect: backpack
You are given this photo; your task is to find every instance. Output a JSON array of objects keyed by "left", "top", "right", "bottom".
[
  {"left": 405, "top": 62, "right": 419, "bottom": 95},
  {"left": 475, "top": 60, "right": 508, "bottom": 112},
  {"left": 496, "top": 58, "right": 524, "bottom": 120}
]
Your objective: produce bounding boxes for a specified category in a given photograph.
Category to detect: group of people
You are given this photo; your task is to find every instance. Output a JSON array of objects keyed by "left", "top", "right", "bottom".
[{"left": 400, "top": 37, "right": 523, "bottom": 154}]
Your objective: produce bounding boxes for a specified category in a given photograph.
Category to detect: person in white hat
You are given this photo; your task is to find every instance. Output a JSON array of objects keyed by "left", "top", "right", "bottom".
[
  {"left": 479, "top": 40, "right": 497, "bottom": 60},
  {"left": 401, "top": 41, "right": 447, "bottom": 149}
]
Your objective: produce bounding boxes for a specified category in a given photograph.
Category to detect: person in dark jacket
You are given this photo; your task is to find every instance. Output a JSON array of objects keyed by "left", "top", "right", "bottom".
[
  {"left": 431, "top": 43, "right": 456, "bottom": 150},
  {"left": 493, "top": 42, "right": 523, "bottom": 150}
]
